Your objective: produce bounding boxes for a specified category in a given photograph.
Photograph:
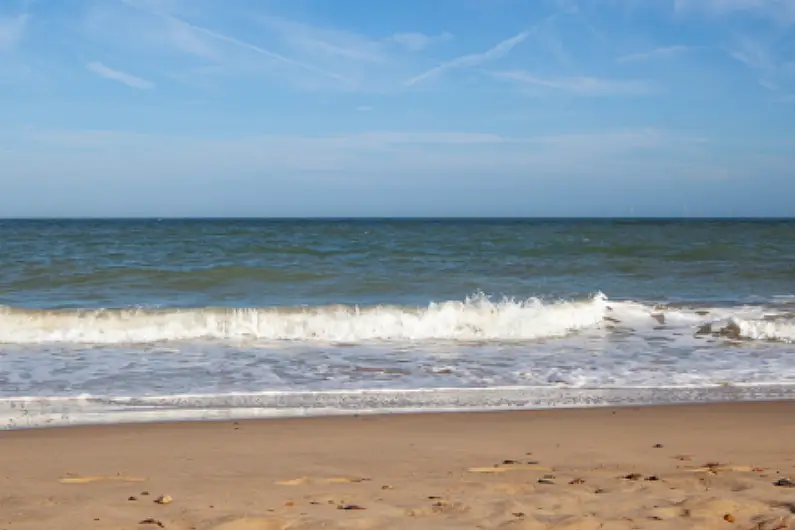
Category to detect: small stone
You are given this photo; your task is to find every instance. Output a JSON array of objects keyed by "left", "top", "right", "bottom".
[
  {"left": 773, "top": 478, "right": 795, "bottom": 488},
  {"left": 645, "top": 476, "right": 660, "bottom": 481},
  {"left": 128, "top": 496, "right": 138, "bottom": 501},
  {"left": 623, "top": 473, "right": 643, "bottom": 481},
  {"left": 569, "top": 478, "right": 586, "bottom": 485},
  {"left": 512, "top": 512, "right": 526, "bottom": 518},
  {"left": 653, "top": 444, "right": 664, "bottom": 448},
  {"left": 338, "top": 505, "right": 366, "bottom": 510},
  {"left": 724, "top": 513, "right": 735, "bottom": 523},
  {"left": 141, "top": 491, "right": 151, "bottom": 496},
  {"left": 502, "top": 459, "right": 519, "bottom": 465},
  {"left": 537, "top": 478, "right": 554, "bottom": 485},
  {"left": 154, "top": 495, "right": 172, "bottom": 505}
]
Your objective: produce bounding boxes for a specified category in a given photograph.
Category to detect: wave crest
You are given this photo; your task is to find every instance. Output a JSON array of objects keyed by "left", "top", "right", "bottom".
[{"left": 0, "top": 293, "right": 609, "bottom": 344}]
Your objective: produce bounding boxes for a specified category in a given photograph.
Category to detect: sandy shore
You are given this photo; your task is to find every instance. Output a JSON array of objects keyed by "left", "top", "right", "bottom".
[{"left": 2, "top": 402, "right": 795, "bottom": 530}]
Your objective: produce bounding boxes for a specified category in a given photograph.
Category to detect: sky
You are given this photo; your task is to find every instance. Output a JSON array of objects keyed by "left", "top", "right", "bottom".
[{"left": 1, "top": 0, "right": 794, "bottom": 217}]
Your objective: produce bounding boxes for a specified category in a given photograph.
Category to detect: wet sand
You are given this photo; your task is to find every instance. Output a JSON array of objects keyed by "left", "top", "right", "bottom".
[{"left": 2, "top": 402, "right": 795, "bottom": 529}]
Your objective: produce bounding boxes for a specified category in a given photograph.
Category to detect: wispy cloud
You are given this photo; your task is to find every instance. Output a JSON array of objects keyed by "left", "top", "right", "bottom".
[
  {"left": 674, "top": 0, "right": 795, "bottom": 24},
  {"left": 404, "top": 31, "right": 530, "bottom": 86},
  {"left": 254, "top": 15, "right": 385, "bottom": 64},
  {"left": 391, "top": 32, "right": 453, "bottom": 52},
  {"left": 108, "top": 2, "right": 355, "bottom": 89},
  {"left": 493, "top": 70, "right": 653, "bottom": 96},
  {"left": 0, "top": 13, "right": 28, "bottom": 51},
  {"left": 158, "top": 13, "right": 352, "bottom": 84},
  {"left": 617, "top": 45, "right": 689, "bottom": 63},
  {"left": 86, "top": 62, "right": 155, "bottom": 89},
  {"left": 15, "top": 127, "right": 698, "bottom": 178},
  {"left": 727, "top": 34, "right": 793, "bottom": 94}
]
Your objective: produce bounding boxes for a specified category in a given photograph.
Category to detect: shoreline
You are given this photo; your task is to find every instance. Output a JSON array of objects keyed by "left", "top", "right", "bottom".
[
  {"left": 5, "top": 383, "right": 795, "bottom": 431},
  {"left": 3, "top": 401, "right": 795, "bottom": 529}
]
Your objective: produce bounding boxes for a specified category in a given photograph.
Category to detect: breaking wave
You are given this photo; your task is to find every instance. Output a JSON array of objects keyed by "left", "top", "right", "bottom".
[
  {"left": 2, "top": 292, "right": 794, "bottom": 345},
  {"left": 0, "top": 293, "right": 609, "bottom": 344}
]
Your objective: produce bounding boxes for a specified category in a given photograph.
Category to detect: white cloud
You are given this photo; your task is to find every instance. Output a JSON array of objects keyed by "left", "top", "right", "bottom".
[
  {"left": 391, "top": 32, "right": 453, "bottom": 52},
  {"left": 493, "top": 70, "right": 653, "bottom": 96},
  {"left": 404, "top": 31, "right": 530, "bottom": 86},
  {"left": 0, "top": 13, "right": 28, "bottom": 51},
  {"left": 617, "top": 45, "right": 689, "bottom": 63},
  {"left": 86, "top": 62, "right": 155, "bottom": 89}
]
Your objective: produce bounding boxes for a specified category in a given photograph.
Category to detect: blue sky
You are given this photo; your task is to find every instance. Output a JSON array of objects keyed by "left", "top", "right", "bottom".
[{"left": 1, "top": 0, "right": 794, "bottom": 217}]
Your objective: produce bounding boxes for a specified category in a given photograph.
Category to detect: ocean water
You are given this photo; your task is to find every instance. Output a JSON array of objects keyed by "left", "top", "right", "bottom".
[{"left": 1, "top": 218, "right": 794, "bottom": 429}]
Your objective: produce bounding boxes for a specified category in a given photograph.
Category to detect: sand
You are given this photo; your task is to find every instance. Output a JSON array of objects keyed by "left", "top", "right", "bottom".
[{"left": 2, "top": 402, "right": 795, "bottom": 530}]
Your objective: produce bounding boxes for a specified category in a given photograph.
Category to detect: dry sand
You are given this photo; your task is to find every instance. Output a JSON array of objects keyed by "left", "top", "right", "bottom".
[{"left": 2, "top": 402, "right": 795, "bottom": 530}]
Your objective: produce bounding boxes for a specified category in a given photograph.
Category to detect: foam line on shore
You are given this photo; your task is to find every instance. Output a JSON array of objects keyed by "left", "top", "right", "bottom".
[{"left": 4, "top": 384, "right": 795, "bottom": 430}]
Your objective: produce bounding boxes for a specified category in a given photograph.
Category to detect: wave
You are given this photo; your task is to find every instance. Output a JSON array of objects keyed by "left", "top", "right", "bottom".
[
  {"left": 1, "top": 293, "right": 793, "bottom": 345},
  {"left": 0, "top": 293, "right": 609, "bottom": 344}
]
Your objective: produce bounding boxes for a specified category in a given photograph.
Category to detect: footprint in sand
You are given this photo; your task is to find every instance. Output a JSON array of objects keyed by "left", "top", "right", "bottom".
[
  {"left": 58, "top": 475, "right": 146, "bottom": 484},
  {"left": 468, "top": 464, "right": 552, "bottom": 474},
  {"left": 209, "top": 518, "right": 287, "bottom": 530},
  {"left": 276, "top": 476, "right": 370, "bottom": 486}
]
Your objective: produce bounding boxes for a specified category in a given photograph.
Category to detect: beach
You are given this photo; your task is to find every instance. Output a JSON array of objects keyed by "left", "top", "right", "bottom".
[{"left": 3, "top": 402, "right": 795, "bottom": 530}]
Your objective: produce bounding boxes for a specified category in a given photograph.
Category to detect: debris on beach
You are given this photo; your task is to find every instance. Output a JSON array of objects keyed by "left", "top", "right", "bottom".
[
  {"left": 128, "top": 496, "right": 138, "bottom": 501},
  {"left": 773, "top": 478, "right": 795, "bottom": 488},
  {"left": 154, "top": 495, "right": 172, "bottom": 505},
  {"left": 724, "top": 513, "right": 735, "bottom": 523},
  {"left": 653, "top": 443, "right": 664, "bottom": 448},
  {"left": 338, "top": 504, "right": 366, "bottom": 510},
  {"left": 569, "top": 478, "right": 586, "bottom": 485},
  {"left": 623, "top": 473, "right": 643, "bottom": 481},
  {"left": 139, "top": 518, "right": 165, "bottom": 528}
]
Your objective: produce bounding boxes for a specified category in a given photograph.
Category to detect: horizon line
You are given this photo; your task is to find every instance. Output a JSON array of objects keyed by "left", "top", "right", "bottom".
[{"left": 1, "top": 216, "right": 793, "bottom": 221}]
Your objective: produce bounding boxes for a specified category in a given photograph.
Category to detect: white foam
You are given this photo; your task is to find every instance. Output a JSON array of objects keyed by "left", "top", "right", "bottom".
[
  {"left": 0, "top": 293, "right": 609, "bottom": 344},
  {"left": 4, "top": 385, "right": 795, "bottom": 430},
  {"left": 709, "top": 317, "right": 795, "bottom": 342}
]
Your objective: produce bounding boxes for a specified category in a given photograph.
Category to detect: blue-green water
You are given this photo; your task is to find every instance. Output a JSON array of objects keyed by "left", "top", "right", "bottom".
[{"left": 1, "top": 219, "right": 794, "bottom": 428}]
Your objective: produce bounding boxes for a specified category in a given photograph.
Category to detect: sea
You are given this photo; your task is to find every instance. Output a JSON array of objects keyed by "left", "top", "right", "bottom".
[{"left": 1, "top": 218, "right": 794, "bottom": 429}]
